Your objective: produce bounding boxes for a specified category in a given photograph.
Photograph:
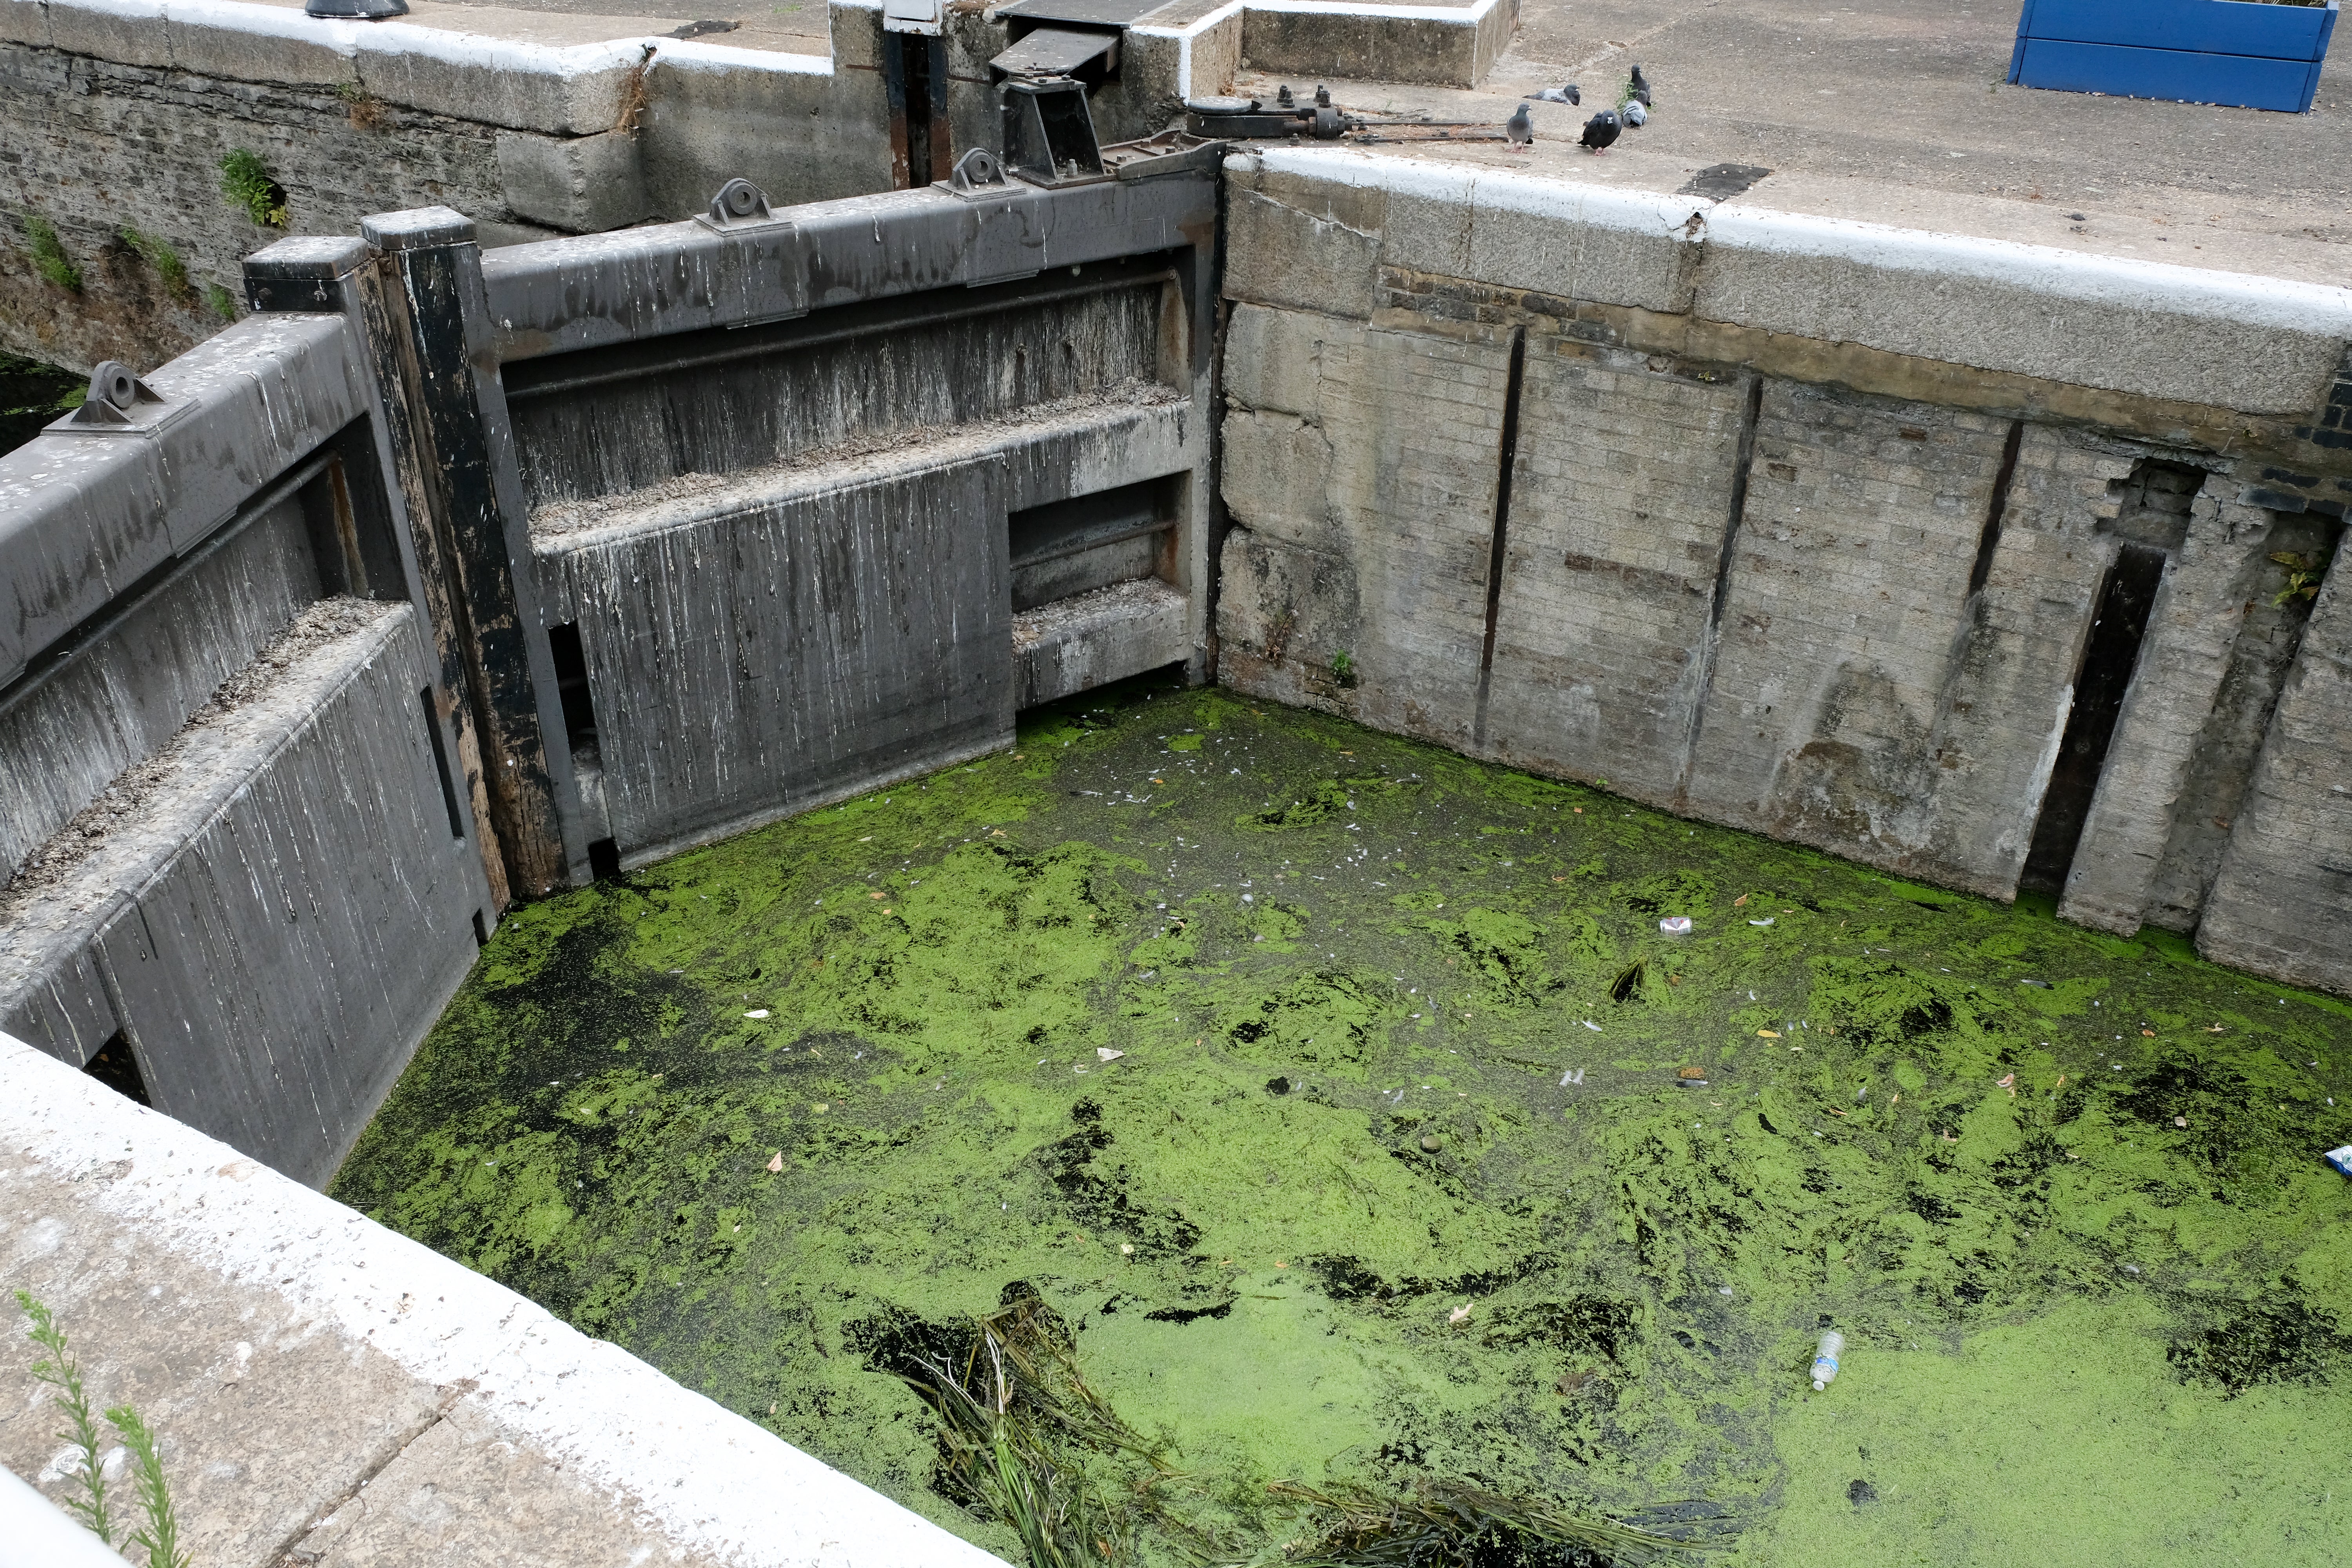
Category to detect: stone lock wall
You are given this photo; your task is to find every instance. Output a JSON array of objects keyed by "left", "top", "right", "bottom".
[{"left": 1213, "top": 149, "right": 2352, "bottom": 993}]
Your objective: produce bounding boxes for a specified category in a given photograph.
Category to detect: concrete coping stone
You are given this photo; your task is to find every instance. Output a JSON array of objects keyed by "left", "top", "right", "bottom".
[
  {"left": 1229, "top": 147, "right": 2352, "bottom": 416},
  {"left": 0, "top": 1022, "right": 1009, "bottom": 1568},
  {"left": 38, "top": 0, "right": 730, "bottom": 131},
  {"left": 362, "top": 203, "right": 479, "bottom": 251},
  {"left": 245, "top": 234, "right": 374, "bottom": 279}
]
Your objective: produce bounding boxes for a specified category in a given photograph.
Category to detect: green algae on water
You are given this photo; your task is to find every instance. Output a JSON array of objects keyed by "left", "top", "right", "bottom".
[{"left": 335, "top": 675, "right": 2352, "bottom": 1566}]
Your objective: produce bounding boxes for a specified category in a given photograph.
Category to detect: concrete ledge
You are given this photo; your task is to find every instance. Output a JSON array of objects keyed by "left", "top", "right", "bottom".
[
  {"left": 1014, "top": 576, "right": 1191, "bottom": 707},
  {"left": 1699, "top": 203, "right": 2352, "bottom": 417},
  {"left": 1240, "top": 0, "right": 1511, "bottom": 89},
  {"left": 1225, "top": 149, "right": 2352, "bottom": 416},
  {"left": 0, "top": 1027, "right": 1011, "bottom": 1568}
]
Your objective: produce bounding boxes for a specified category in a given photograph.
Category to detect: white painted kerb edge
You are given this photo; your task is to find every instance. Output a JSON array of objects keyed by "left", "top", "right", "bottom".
[{"left": 0, "top": 1030, "right": 1005, "bottom": 1568}]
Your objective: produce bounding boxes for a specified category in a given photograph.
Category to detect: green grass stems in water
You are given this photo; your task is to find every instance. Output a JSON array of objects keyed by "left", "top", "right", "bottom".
[
  {"left": 14, "top": 1292, "right": 189, "bottom": 1563},
  {"left": 870, "top": 1293, "right": 1175, "bottom": 1567},
  {"left": 23, "top": 215, "right": 81, "bottom": 292},
  {"left": 1257, "top": 1481, "right": 1698, "bottom": 1568},
  {"left": 220, "top": 149, "right": 289, "bottom": 229}
]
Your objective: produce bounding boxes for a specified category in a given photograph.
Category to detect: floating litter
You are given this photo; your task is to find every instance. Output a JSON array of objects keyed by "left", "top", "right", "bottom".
[
  {"left": 1583, "top": 1020, "right": 1603, "bottom": 1032},
  {"left": 1748, "top": 917, "right": 1774, "bottom": 927},
  {"left": 744, "top": 1009, "right": 770, "bottom": 1019},
  {"left": 1659, "top": 916, "right": 1693, "bottom": 935},
  {"left": 2327, "top": 1145, "right": 2352, "bottom": 1178}
]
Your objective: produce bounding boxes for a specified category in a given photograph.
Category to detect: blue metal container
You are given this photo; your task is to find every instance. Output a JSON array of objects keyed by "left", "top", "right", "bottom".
[{"left": 2009, "top": 0, "right": 2338, "bottom": 113}]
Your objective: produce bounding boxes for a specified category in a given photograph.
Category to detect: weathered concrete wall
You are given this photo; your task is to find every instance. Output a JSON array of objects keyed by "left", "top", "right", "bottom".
[
  {"left": 0, "top": 1029, "right": 1007, "bottom": 1568},
  {"left": 1214, "top": 149, "right": 2352, "bottom": 992},
  {"left": 0, "top": 302, "right": 495, "bottom": 1183},
  {"left": 0, "top": 0, "right": 873, "bottom": 375}
]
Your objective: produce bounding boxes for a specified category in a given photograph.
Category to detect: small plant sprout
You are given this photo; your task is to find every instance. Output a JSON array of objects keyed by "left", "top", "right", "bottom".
[
  {"left": 119, "top": 228, "right": 192, "bottom": 300},
  {"left": 15, "top": 1290, "right": 115, "bottom": 1547},
  {"left": 24, "top": 215, "right": 82, "bottom": 292},
  {"left": 15, "top": 1292, "right": 190, "bottom": 1564},
  {"left": 105, "top": 1403, "right": 191, "bottom": 1568},
  {"left": 220, "top": 149, "right": 290, "bottom": 229}
]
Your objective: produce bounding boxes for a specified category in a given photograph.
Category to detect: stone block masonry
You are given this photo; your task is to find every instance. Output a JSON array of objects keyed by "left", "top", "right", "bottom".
[{"left": 1216, "top": 148, "right": 2352, "bottom": 995}]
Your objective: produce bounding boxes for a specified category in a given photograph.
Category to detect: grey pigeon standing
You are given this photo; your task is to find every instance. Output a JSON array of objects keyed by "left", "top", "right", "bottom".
[
  {"left": 1530, "top": 83, "right": 1580, "bottom": 105},
  {"left": 1620, "top": 99, "right": 1648, "bottom": 127},
  {"left": 1628, "top": 63, "right": 1653, "bottom": 106},
  {"left": 1579, "top": 108, "right": 1621, "bottom": 153},
  {"left": 1505, "top": 102, "right": 1535, "bottom": 151}
]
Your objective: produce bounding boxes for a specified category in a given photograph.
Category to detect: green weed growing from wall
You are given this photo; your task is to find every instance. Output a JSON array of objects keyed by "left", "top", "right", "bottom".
[
  {"left": 23, "top": 216, "right": 81, "bottom": 292},
  {"left": 119, "top": 228, "right": 192, "bottom": 300},
  {"left": 220, "top": 148, "right": 289, "bottom": 229},
  {"left": 205, "top": 283, "right": 239, "bottom": 322}
]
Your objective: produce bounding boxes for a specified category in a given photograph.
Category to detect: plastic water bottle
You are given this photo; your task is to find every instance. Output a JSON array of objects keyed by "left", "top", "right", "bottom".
[{"left": 1810, "top": 1330, "right": 1845, "bottom": 1391}]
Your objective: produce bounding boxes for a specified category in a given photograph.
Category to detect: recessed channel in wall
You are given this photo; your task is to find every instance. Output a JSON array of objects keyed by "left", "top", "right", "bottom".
[
  {"left": 546, "top": 621, "right": 620, "bottom": 878},
  {"left": 2021, "top": 459, "right": 2204, "bottom": 895},
  {"left": 1007, "top": 473, "right": 1181, "bottom": 612}
]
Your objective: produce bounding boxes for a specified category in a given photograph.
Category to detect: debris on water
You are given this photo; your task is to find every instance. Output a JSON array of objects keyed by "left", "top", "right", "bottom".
[
  {"left": 1420, "top": 1133, "right": 1444, "bottom": 1152},
  {"left": 2020, "top": 978, "right": 2052, "bottom": 989},
  {"left": 1677, "top": 1067, "right": 1706, "bottom": 1080},
  {"left": 1748, "top": 917, "right": 1775, "bottom": 927},
  {"left": 1811, "top": 1329, "right": 1845, "bottom": 1390},
  {"left": 1853, "top": 1086, "right": 1868, "bottom": 1103},
  {"left": 2125, "top": 1264, "right": 2141, "bottom": 1274},
  {"left": 1676, "top": 1077, "right": 1710, "bottom": 1089},
  {"left": 1847, "top": 1479, "right": 1878, "bottom": 1506},
  {"left": 1120, "top": 1242, "right": 1135, "bottom": 1255},
  {"left": 1758, "top": 1029, "right": 1781, "bottom": 1039},
  {"left": 2326, "top": 1145, "right": 2352, "bottom": 1177},
  {"left": 2174, "top": 1116, "right": 2189, "bottom": 1128},
  {"left": 1996, "top": 1073, "right": 2016, "bottom": 1089},
  {"left": 1659, "top": 916, "right": 1693, "bottom": 935},
  {"left": 1097, "top": 1048, "right": 1125, "bottom": 1062},
  {"left": 1267, "top": 1076, "right": 1292, "bottom": 1095},
  {"left": 765, "top": 1151, "right": 783, "bottom": 1172},
  {"left": 1560, "top": 1067, "right": 1584, "bottom": 1086},
  {"left": 1583, "top": 1020, "right": 1603, "bottom": 1032},
  {"left": 744, "top": 1009, "right": 770, "bottom": 1019},
  {"left": 1448, "top": 1302, "right": 1472, "bottom": 1324}
]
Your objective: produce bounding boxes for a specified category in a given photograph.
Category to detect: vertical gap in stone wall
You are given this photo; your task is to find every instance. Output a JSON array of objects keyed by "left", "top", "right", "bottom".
[
  {"left": 1673, "top": 373, "right": 1767, "bottom": 802},
  {"left": 1968, "top": 420, "right": 2027, "bottom": 597},
  {"left": 419, "top": 689, "right": 467, "bottom": 840},
  {"left": 2020, "top": 542, "right": 2168, "bottom": 895},
  {"left": 1472, "top": 326, "right": 1530, "bottom": 749}
]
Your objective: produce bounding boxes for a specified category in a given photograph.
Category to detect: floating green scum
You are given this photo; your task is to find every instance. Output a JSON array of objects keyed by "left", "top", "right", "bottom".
[{"left": 335, "top": 674, "right": 2352, "bottom": 1568}]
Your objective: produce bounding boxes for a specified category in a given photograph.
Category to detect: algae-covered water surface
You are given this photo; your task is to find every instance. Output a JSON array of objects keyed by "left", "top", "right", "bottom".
[{"left": 336, "top": 677, "right": 2352, "bottom": 1566}]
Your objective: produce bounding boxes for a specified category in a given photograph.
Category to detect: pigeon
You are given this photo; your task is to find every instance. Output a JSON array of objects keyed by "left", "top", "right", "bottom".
[
  {"left": 1530, "top": 83, "right": 1580, "bottom": 105},
  {"left": 1579, "top": 109, "right": 1621, "bottom": 154},
  {"left": 1505, "top": 102, "right": 1535, "bottom": 151},
  {"left": 1619, "top": 99, "right": 1648, "bottom": 127},
  {"left": 1627, "top": 63, "right": 1653, "bottom": 107}
]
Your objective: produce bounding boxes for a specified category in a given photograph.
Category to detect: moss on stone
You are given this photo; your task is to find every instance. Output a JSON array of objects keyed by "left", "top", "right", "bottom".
[{"left": 336, "top": 675, "right": 2352, "bottom": 1565}]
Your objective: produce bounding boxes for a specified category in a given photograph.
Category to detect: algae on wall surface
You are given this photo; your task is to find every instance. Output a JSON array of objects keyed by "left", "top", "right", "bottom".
[{"left": 335, "top": 675, "right": 2352, "bottom": 1567}]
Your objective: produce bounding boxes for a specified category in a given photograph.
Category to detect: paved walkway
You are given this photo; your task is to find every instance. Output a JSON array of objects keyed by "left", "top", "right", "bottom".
[{"left": 1253, "top": 0, "right": 2352, "bottom": 285}]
